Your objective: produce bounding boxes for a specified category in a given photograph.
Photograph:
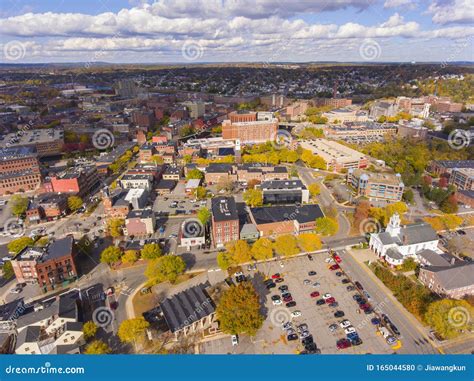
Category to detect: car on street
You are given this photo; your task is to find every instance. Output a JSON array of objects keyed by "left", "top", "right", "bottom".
[
  {"left": 316, "top": 299, "right": 325, "bottom": 305},
  {"left": 271, "top": 273, "right": 281, "bottom": 279},
  {"left": 355, "top": 281, "right": 364, "bottom": 290},
  {"left": 285, "top": 301, "right": 296, "bottom": 308},
  {"left": 297, "top": 324, "right": 308, "bottom": 333},
  {"left": 271, "top": 295, "right": 281, "bottom": 301},
  {"left": 311, "top": 282, "right": 320, "bottom": 288},
  {"left": 340, "top": 320, "right": 352, "bottom": 329},
  {"left": 329, "top": 324, "right": 338, "bottom": 332},
  {"left": 323, "top": 293, "right": 332, "bottom": 299},
  {"left": 287, "top": 334, "right": 298, "bottom": 341},
  {"left": 363, "top": 291, "right": 371, "bottom": 300},
  {"left": 389, "top": 323, "right": 401, "bottom": 336},
  {"left": 10, "top": 285, "right": 22, "bottom": 294},
  {"left": 386, "top": 336, "right": 398, "bottom": 346},
  {"left": 334, "top": 255, "right": 342, "bottom": 263},
  {"left": 308, "top": 271, "right": 317, "bottom": 276},
  {"left": 371, "top": 318, "right": 381, "bottom": 325},
  {"left": 231, "top": 335, "right": 239, "bottom": 346},
  {"left": 334, "top": 310, "right": 345, "bottom": 318},
  {"left": 283, "top": 295, "right": 293, "bottom": 303},
  {"left": 325, "top": 297, "right": 336, "bottom": 304},
  {"left": 329, "top": 264, "right": 340, "bottom": 271},
  {"left": 278, "top": 285, "right": 288, "bottom": 291},
  {"left": 336, "top": 338, "right": 352, "bottom": 349},
  {"left": 266, "top": 283, "right": 276, "bottom": 289},
  {"left": 310, "top": 291, "right": 320, "bottom": 298},
  {"left": 344, "top": 327, "right": 356, "bottom": 335},
  {"left": 341, "top": 279, "right": 350, "bottom": 284}
]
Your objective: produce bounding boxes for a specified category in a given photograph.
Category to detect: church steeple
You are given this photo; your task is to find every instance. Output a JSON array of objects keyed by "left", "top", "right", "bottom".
[{"left": 386, "top": 213, "right": 401, "bottom": 237}]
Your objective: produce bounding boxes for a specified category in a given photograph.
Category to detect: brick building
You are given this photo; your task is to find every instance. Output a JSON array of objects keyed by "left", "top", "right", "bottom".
[
  {"left": 50, "top": 165, "right": 99, "bottom": 197},
  {"left": 0, "top": 147, "right": 42, "bottom": 195},
  {"left": 347, "top": 169, "right": 404, "bottom": 202},
  {"left": 222, "top": 118, "right": 278, "bottom": 144},
  {"left": 211, "top": 197, "right": 239, "bottom": 247}
]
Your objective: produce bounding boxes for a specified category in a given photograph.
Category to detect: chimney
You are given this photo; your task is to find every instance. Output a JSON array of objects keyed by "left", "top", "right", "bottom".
[
  {"left": 403, "top": 235, "right": 408, "bottom": 245},
  {"left": 450, "top": 257, "right": 456, "bottom": 265}
]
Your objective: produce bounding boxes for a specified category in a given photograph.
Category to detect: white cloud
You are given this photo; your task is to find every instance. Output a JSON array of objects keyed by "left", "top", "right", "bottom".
[
  {"left": 428, "top": 0, "right": 474, "bottom": 24},
  {"left": 384, "top": 0, "right": 417, "bottom": 9}
]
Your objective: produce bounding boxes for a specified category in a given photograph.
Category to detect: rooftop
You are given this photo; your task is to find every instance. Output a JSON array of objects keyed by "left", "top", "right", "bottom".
[
  {"left": 299, "top": 139, "right": 366, "bottom": 163},
  {"left": 261, "top": 179, "right": 306, "bottom": 190},
  {"left": 250, "top": 204, "right": 324, "bottom": 225},
  {"left": 0, "top": 146, "right": 37, "bottom": 160},
  {"left": 212, "top": 196, "right": 238, "bottom": 222},
  {"left": 423, "top": 262, "right": 474, "bottom": 290}
]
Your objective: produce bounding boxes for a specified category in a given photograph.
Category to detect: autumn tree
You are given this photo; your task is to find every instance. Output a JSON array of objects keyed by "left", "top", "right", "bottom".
[
  {"left": 7, "top": 237, "right": 34, "bottom": 255},
  {"left": 84, "top": 340, "right": 112, "bottom": 354},
  {"left": 140, "top": 243, "right": 162, "bottom": 260},
  {"left": 83, "top": 321, "right": 98, "bottom": 341},
  {"left": 194, "top": 186, "right": 207, "bottom": 200},
  {"left": 315, "top": 217, "right": 339, "bottom": 236},
  {"left": 1, "top": 261, "right": 14, "bottom": 279},
  {"left": 251, "top": 237, "right": 273, "bottom": 260},
  {"left": 100, "top": 246, "right": 122, "bottom": 265},
  {"left": 226, "top": 240, "right": 252, "bottom": 264},
  {"left": 67, "top": 196, "right": 83, "bottom": 212},
  {"left": 186, "top": 168, "right": 204, "bottom": 180},
  {"left": 10, "top": 195, "right": 29, "bottom": 217},
  {"left": 297, "top": 233, "right": 322, "bottom": 252},
  {"left": 425, "top": 300, "right": 473, "bottom": 340},
  {"left": 118, "top": 318, "right": 150, "bottom": 350},
  {"left": 122, "top": 250, "right": 139, "bottom": 264},
  {"left": 107, "top": 218, "right": 125, "bottom": 238},
  {"left": 308, "top": 183, "right": 321, "bottom": 198},
  {"left": 216, "top": 281, "right": 264, "bottom": 335},
  {"left": 243, "top": 189, "right": 263, "bottom": 207},
  {"left": 273, "top": 235, "right": 299, "bottom": 257},
  {"left": 145, "top": 256, "right": 186, "bottom": 284},
  {"left": 217, "top": 251, "right": 235, "bottom": 270}
]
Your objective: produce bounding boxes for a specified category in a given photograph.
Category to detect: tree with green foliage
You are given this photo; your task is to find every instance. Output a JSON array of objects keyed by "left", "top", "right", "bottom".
[
  {"left": 315, "top": 217, "right": 339, "bottom": 236},
  {"left": 140, "top": 243, "right": 162, "bottom": 260},
  {"left": 402, "top": 189, "right": 414, "bottom": 204},
  {"left": 118, "top": 318, "right": 150, "bottom": 350},
  {"left": 194, "top": 186, "right": 207, "bottom": 200},
  {"left": 273, "top": 235, "right": 299, "bottom": 257},
  {"left": 297, "top": 233, "right": 322, "bottom": 252},
  {"left": 216, "top": 281, "right": 264, "bottom": 335},
  {"left": 145, "top": 256, "right": 186, "bottom": 284},
  {"left": 425, "top": 300, "right": 473, "bottom": 340},
  {"left": 7, "top": 237, "right": 34, "bottom": 255},
  {"left": 84, "top": 340, "right": 111, "bottom": 354},
  {"left": 67, "top": 196, "right": 83, "bottom": 212},
  {"left": 83, "top": 321, "right": 98, "bottom": 341},
  {"left": 1, "top": 261, "right": 14, "bottom": 279},
  {"left": 100, "top": 246, "right": 122, "bottom": 265},
  {"left": 400, "top": 257, "right": 417, "bottom": 272},
  {"left": 243, "top": 189, "right": 263, "bottom": 207},
  {"left": 251, "top": 237, "right": 273, "bottom": 261},
  {"left": 186, "top": 168, "right": 204, "bottom": 180},
  {"left": 10, "top": 195, "right": 29, "bottom": 217},
  {"left": 217, "top": 251, "right": 235, "bottom": 270},
  {"left": 197, "top": 207, "right": 211, "bottom": 226}
]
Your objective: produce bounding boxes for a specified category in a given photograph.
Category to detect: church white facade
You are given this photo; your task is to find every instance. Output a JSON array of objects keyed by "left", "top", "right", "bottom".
[{"left": 369, "top": 214, "right": 440, "bottom": 266}]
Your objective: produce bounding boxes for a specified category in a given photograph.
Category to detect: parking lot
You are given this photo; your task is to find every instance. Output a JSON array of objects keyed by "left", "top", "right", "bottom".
[{"left": 201, "top": 253, "right": 395, "bottom": 354}]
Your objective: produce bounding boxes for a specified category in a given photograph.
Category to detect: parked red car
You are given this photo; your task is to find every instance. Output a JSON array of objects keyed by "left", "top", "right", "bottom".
[
  {"left": 325, "top": 297, "right": 336, "bottom": 304},
  {"left": 329, "top": 264, "right": 340, "bottom": 271},
  {"left": 271, "top": 273, "right": 281, "bottom": 279},
  {"left": 334, "top": 255, "right": 342, "bottom": 263},
  {"left": 336, "top": 338, "right": 352, "bottom": 349},
  {"left": 310, "top": 291, "right": 320, "bottom": 298}
]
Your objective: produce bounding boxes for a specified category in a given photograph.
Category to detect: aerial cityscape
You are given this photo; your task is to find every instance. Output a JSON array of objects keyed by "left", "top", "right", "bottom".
[{"left": 0, "top": 0, "right": 473, "bottom": 366}]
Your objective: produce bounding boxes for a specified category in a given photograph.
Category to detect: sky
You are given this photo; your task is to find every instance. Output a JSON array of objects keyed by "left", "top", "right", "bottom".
[{"left": 0, "top": 0, "right": 473, "bottom": 63}]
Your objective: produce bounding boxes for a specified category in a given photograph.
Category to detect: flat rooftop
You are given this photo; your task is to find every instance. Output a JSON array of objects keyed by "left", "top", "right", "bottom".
[
  {"left": 1, "top": 129, "right": 63, "bottom": 148},
  {"left": 299, "top": 139, "right": 366, "bottom": 164}
]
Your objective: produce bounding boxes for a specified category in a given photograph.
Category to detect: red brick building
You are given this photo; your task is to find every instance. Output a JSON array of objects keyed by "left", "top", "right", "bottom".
[
  {"left": 211, "top": 197, "right": 239, "bottom": 247},
  {"left": 0, "top": 147, "right": 42, "bottom": 195},
  {"left": 50, "top": 165, "right": 99, "bottom": 197},
  {"left": 222, "top": 119, "right": 278, "bottom": 143}
]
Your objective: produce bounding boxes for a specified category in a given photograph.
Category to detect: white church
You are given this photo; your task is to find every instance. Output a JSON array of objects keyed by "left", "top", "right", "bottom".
[{"left": 369, "top": 213, "right": 440, "bottom": 267}]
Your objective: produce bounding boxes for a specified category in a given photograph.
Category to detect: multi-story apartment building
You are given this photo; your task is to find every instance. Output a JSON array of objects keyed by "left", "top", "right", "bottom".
[
  {"left": 11, "top": 236, "right": 78, "bottom": 291},
  {"left": 347, "top": 169, "right": 404, "bottom": 202},
  {"left": 323, "top": 108, "right": 368, "bottom": 123},
  {"left": 119, "top": 174, "right": 153, "bottom": 191},
  {"left": 418, "top": 263, "right": 474, "bottom": 299},
  {"left": 124, "top": 209, "right": 155, "bottom": 238},
  {"left": 0, "top": 147, "right": 42, "bottom": 195},
  {"left": 313, "top": 98, "right": 352, "bottom": 108},
  {"left": 1, "top": 129, "right": 64, "bottom": 157},
  {"left": 50, "top": 165, "right": 99, "bottom": 197},
  {"left": 222, "top": 118, "right": 278, "bottom": 144},
  {"left": 449, "top": 168, "right": 473, "bottom": 191},
  {"left": 211, "top": 197, "right": 239, "bottom": 247},
  {"left": 260, "top": 180, "right": 309, "bottom": 205},
  {"left": 429, "top": 160, "right": 474, "bottom": 177},
  {"left": 299, "top": 139, "right": 368, "bottom": 172}
]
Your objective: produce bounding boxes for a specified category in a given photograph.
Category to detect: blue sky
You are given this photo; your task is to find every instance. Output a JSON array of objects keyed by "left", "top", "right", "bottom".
[{"left": 0, "top": 0, "right": 473, "bottom": 63}]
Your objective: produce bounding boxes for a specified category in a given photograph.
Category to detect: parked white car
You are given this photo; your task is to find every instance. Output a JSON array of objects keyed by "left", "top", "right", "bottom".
[
  {"left": 231, "top": 335, "right": 239, "bottom": 346},
  {"left": 272, "top": 299, "right": 283, "bottom": 306},
  {"left": 290, "top": 311, "right": 302, "bottom": 318},
  {"left": 340, "top": 320, "right": 352, "bottom": 329},
  {"left": 344, "top": 327, "right": 356, "bottom": 335}
]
